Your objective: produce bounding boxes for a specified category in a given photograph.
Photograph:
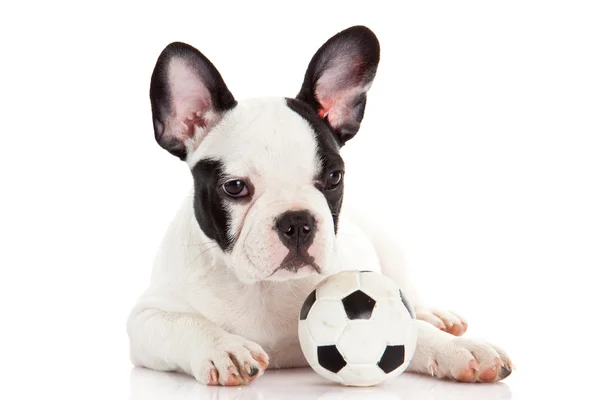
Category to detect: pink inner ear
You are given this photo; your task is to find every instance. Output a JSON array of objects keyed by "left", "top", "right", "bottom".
[
  {"left": 168, "top": 58, "right": 214, "bottom": 139},
  {"left": 317, "top": 88, "right": 361, "bottom": 130},
  {"left": 318, "top": 100, "right": 334, "bottom": 118},
  {"left": 315, "top": 55, "right": 367, "bottom": 127}
]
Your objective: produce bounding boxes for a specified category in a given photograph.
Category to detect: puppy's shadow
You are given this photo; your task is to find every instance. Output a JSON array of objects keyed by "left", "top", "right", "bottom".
[{"left": 129, "top": 367, "right": 512, "bottom": 400}]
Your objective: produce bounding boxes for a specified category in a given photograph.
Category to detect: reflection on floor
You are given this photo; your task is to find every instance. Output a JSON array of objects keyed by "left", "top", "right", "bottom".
[{"left": 129, "top": 366, "right": 512, "bottom": 400}]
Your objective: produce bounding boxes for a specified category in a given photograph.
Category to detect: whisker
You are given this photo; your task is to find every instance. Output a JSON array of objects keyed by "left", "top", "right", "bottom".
[
  {"left": 286, "top": 280, "right": 304, "bottom": 303},
  {"left": 182, "top": 241, "right": 217, "bottom": 247},
  {"left": 259, "top": 281, "right": 273, "bottom": 306},
  {"left": 185, "top": 245, "right": 219, "bottom": 269}
]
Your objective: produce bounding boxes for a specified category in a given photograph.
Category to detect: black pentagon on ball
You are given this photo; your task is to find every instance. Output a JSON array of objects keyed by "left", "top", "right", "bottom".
[
  {"left": 317, "top": 345, "right": 347, "bottom": 373},
  {"left": 342, "top": 290, "right": 376, "bottom": 320},
  {"left": 299, "top": 290, "right": 317, "bottom": 320},
  {"left": 377, "top": 345, "right": 405, "bottom": 373},
  {"left": 399, "top": 288, "right": 416, "bottom": 319}
]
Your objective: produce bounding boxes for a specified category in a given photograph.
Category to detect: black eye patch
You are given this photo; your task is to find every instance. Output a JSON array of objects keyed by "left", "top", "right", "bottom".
[{"left": 191, "top": 159, "right": 234, "bottom": 251}]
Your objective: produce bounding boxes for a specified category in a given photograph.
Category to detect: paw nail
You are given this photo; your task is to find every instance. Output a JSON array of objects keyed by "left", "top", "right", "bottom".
[
  {"left": 428, "top": 361, "right": 438, "bottom": 377},
  {"left": 244, "top": 362, "right": 259, "bottom": 377},
  {"left": 499, "top": 365, "right": 512, "bottom": 379}
]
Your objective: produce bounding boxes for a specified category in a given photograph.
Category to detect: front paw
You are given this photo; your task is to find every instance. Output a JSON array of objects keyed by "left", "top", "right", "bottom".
[
  {"left": 191, "top": 334, "right": 269, "bottom": 386},
  {"left": 416, "top": 307, "right": 468, "bottom": 336},
  {"left": 429, "top": 338, "right": 514, "bottom": 383}
]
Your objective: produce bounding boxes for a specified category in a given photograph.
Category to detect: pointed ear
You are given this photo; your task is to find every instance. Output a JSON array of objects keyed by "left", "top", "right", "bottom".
[
  {"left": 150, "top": 42, "right": 236, "bottom": 160},
  {"left": 296, "top": 26, "right": 380, "bottom": 144}
]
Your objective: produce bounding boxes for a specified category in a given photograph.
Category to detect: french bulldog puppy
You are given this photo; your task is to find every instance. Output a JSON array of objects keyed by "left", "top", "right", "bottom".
[{"left": 126, "top": 26, "right": 513, "bottom": 386}]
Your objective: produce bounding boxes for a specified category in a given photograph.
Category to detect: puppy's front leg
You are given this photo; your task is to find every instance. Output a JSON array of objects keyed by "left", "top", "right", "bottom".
[
  {"left": 407, "top": 320, "right": 514, "bottom": 383},
  {"left": 127, "top": 309, "right": 269, "bottom": 386}
]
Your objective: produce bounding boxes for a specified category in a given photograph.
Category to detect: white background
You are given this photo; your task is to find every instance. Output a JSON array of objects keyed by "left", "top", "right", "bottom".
[{"left": 1, "top": 1, "right": 599, "bottom": 399}]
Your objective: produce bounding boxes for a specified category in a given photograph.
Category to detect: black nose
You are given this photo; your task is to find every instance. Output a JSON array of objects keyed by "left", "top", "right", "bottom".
[{"left": 275, "top": 210, "right": 316, "bottom": 251}]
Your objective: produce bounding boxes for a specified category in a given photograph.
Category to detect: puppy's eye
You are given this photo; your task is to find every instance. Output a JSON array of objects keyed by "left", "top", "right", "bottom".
[
  {"left": 222, "top": 180, "right": 249, "bottom": 198},
  {"left": 326, "top": 170, "right": 344, "bottom": 189}
]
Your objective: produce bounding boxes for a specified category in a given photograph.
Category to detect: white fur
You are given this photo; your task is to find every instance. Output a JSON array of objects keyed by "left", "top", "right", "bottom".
[{"left": 127, "top": 98, "right": 513, "bottom": 385}]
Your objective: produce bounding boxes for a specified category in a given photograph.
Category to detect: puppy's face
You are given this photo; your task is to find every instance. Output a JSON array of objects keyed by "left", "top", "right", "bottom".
[
  {"left": 149, "top": 26, "right": 380, "bottom": 283},
  {"left": 186, "top": 98, "right": 344, "bottom": 283}
]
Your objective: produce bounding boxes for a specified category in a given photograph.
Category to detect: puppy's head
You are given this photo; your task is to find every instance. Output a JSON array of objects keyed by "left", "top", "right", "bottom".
[{"left": 149, "top": 26, "right": 380, "bottom": 283}]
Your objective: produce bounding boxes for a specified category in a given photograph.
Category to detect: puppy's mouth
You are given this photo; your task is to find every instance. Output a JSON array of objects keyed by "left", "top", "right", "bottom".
[{"left": 269, "top": 252, "right": 322, "bottom": 276}]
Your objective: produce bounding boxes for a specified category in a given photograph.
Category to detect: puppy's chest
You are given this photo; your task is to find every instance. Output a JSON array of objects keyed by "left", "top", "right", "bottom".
[{"left": 203, "top": 278, "right": 322, "bottom": 348}]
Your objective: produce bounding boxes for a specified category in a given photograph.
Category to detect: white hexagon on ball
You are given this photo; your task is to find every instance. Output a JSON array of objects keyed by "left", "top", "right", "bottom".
[
  {"left": 298, "top": 270, "right": 418, "bottom": 387},
  {"left": 338, "top": 364, "right": 387, "bottom": 387},
  {"left": 307, "top": 300, "right": 348, "bottom": 344},
  {"left": 315, "top": 270, "right": 361, "bottom": 300},
  {"left": 337, "top": 321, "right": 385, "bottom": 364}
]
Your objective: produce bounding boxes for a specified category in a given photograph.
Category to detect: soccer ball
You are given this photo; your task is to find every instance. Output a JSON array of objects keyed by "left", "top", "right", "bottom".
[{"left": 298, "top": 270, "right": 417, "bottom": 387}]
